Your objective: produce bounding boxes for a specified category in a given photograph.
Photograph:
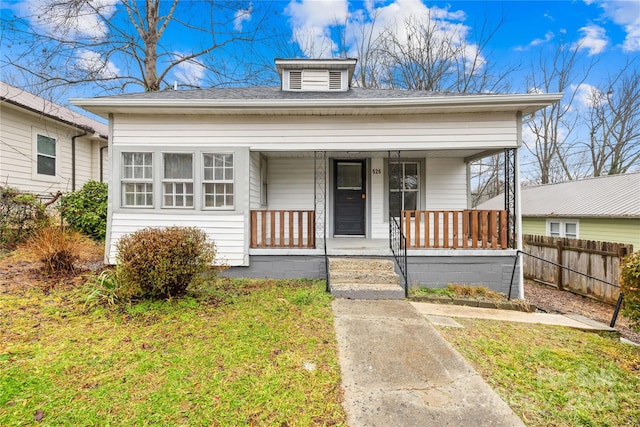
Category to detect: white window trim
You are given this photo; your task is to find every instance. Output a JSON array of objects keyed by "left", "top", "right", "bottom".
[
  {"left": 390, "top": 160, "right": 420, "bottom": 217},
  {"left": 121, "top": 152, "right": 154, "bottom": 208},
  {"left": 546, "top": 219, "right": 580, "bottom": 239},
  {"left": 161, "top": 152, "right": 195, "bottom": 209},
  {"left": 32, "top": 129, "right": 61, "bottom": 182},
  {"left": 202, "top": 152, "right": 235, "bottom": 210}
]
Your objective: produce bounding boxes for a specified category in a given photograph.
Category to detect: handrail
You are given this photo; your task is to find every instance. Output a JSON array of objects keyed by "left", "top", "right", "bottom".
[
  {"left": 390, "top": 216, "right": 408, "bottom": 298},
  {"left": 511, "top": 250, "right": 624, "bottom": 327}
]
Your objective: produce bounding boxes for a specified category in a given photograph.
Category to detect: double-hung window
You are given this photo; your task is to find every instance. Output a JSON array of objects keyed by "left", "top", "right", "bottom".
[
  {"left": 203, "top": 153, "right": 234, "bottom": 209},
  {"left": 163, "top": 153, "right": 193, "bottom": 208},
  {"left": 122, "top": 152, "right": 153, "bottom": 207},
  {"left": 36, "top": 134, "right": 56, "bottom": 176},
  {"left": 389, "top": 161, "right": 419, "bottom": 217},
  {"left": 548, "top": 219, "right": 579, "bottom": 238}
]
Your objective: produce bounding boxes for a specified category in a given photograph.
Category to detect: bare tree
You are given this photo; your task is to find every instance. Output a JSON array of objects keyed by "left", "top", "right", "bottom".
[
  {"left": 524, "top": 39, "right": 596, "bottom": 184},
  {"left": 362, "top": 13, "right": 514, "bottom": 93},
  {"left": 1, "top": 0, "right": 272, "bottom": 96},
  {"left": 585, "top": 67, "right": 640, "bottom": 176}
]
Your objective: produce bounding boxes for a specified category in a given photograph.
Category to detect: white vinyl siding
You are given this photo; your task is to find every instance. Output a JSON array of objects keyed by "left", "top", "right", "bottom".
[
  {"left": 108, "top": 212, "right": 246, "bottom": 266},
  {"left": 425, "top": 158, "right": 467, "bottom": 209},
  {"left": 249, "top": 152, "right": 261, "bottom": 209},
  {"left": 111, "top": 113, "right": 517, "bottom": 152},
  {"left": 0, "top": 106, "right": 105, "bottom": 195},
  {"left": 266, "top": 158, "right": 314, "bottom": 210}
]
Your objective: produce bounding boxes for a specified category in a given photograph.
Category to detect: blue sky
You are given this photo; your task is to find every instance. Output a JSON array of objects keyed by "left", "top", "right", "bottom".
[{"left": 3, "top": 0, "right": 638, "bottom": 97}]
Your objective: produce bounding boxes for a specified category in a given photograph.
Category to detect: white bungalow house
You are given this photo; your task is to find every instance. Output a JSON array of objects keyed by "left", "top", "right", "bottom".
[
  {"left": 72, "top": 58, "right": 561, "bottom": 299},
  {"left": 1, "top": 82, "right": 108, "bottom": 197}
]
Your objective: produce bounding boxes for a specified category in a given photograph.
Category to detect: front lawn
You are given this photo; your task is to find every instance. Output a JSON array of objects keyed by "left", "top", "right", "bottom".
[
  {"left": 0, "top": 277, "right": 346, "bottom": 426},
  {"left": 437, "top": 318, "right": 640, "bottom": 426}
]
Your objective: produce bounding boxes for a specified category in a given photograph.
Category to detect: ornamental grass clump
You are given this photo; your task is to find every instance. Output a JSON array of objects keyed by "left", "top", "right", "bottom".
[
  {"left": 23, "top": 225, "right": 88, "bottom": 274},
  {"left": 620, "top": 250, "right": 640, "bottom": 331},
  {"left": 116, "top": 226, "right": 216, "bottom": 299}
]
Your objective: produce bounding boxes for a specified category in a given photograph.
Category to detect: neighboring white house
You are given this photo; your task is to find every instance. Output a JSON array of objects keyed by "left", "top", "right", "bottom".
[
  {"left": 479, "top": 173, "right": 640, "bottom": 250},
  {"left": 0, "top": 82, "right": 108, "bottom": 197},
  {"left": 72, "top": 58, "right": 561, "bottom": 298}
]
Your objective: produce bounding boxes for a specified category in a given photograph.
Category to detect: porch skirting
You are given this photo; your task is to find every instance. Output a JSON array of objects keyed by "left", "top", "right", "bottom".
[{"left": 222, "top": 252, "right": 521, "bottom": 298}]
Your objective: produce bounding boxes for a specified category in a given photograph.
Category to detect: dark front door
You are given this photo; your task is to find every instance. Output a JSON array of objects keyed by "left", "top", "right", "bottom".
[{"left": 334, "top": 160, "right": 366, "bottom": 235}]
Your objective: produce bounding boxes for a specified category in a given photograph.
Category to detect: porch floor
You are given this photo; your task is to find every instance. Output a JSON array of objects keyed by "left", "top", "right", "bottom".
[{"left": 326, "top": 238, "right": 392, "bottom": 256}]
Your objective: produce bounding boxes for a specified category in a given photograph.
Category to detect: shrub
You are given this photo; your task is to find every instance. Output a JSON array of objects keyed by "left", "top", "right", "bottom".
[
  {"left": 0, "top": 186, "right": 48, "bottom": 248},
  {"left": 23, "top": 226, "right": 88, "bottom": 274},
  {"left": 59, "top": 181, "right": 108, "bottom": 240},
  {"left": 620, "top": 250, "right": 640, "bottom": 331},
  {"left": 116, "top": 226, "right": 216, "bottom": 299}
]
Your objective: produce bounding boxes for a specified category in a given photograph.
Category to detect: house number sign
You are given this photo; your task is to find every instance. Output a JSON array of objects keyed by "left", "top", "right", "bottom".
[{"left": 372, "top": 168, "right": 382, "bottom": 175}]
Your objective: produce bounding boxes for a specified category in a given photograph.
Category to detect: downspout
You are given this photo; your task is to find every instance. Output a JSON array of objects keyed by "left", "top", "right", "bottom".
[
  {"left": 71, "top": 131, "right": 88, "bottom": 191},
  {"left": 100, "top": 145, "right": 108, "bottom": 183}
]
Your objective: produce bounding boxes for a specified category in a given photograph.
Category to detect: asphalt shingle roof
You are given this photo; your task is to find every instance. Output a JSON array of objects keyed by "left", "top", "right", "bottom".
[
  {"left": 0, "top": 82, "right": 108, "bottom": 137},
  {"left": 479, "top": 173, "right": 640, "bottom": 218},
  {"left": 88, "top": 86, "right": 465, "bottom": 101}
]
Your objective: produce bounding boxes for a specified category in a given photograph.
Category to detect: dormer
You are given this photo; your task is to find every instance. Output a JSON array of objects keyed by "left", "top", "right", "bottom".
[{"left": 275, "top": 58, "right": 357, "bottom": 92}]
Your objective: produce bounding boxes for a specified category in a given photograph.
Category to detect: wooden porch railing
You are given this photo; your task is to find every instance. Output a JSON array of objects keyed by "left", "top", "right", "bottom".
[
  {"left": 401, "top": 210, "right": 508, "bottom": 249},
  {"left": 250, "top": 210, "right": 315, "bottom": 248}
]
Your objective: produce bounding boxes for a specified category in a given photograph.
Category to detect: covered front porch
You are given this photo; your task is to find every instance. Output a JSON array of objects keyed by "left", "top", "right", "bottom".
[{"left": 242, "top": 148, "right": 520, "bottom": 297}]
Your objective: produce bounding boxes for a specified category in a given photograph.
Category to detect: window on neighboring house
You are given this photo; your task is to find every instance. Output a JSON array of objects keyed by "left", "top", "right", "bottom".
[
  {"left": 260, "top": 155, "right": 268, "bottom": 206},
  {"left": 203, "top": 153, "right": 234, "bottom": 208},
  {"left": 548, "top": 219, "right": 579, "bottom": 239},
  {"left": 163, "top": 153, "right": 193, "bottom": 208},
  {"left": 122, "top": 152, "right": 153, "bottom": 207},
  {"left": 389, "top": 161, "right": 419, "bottom": 217},
  {"left": 36, "top": 134, "right": 56, "bottom": 176}
]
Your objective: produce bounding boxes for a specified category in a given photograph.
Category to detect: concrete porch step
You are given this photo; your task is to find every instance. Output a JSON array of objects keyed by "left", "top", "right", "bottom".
[{"left": 328, "top": 257, "right": 404, "bottom": 300}]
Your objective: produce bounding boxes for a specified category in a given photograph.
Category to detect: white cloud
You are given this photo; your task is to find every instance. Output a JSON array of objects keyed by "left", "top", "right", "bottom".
[
  {"left": 76, "top": 50, "right": 119, "bottom": 79},
  {"left": 285, "top": 0, "right": 349, "bottom": 57},
  {"left": 234, "top": 4, "right": 253, "bottom": 31},
  {"left": 572, "top": 83, "right": 601, "bottom": 110},
  {"left": 15, "top": 0, "right": 117, "bottom": 40},
  {"left": 173, "top": 54, "right": 206, "bottom": 87},
  {"left": 589, "top": 0, "right": 640, "bottom": 52},
  {"left": 576, "top": 24, "right": 608, "bottom": 55}
]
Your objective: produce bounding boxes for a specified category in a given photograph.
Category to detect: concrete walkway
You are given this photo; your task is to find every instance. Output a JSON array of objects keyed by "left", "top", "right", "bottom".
[
  {"left": 410, "top": 302, "right": 618, "bottom": 333},
  {"left": 332, "top": 299, "right": 526, "bottom": 427}
]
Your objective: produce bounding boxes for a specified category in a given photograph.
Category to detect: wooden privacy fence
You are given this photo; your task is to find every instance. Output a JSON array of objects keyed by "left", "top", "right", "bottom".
[
  {"left": 402, "top": 210, "right": 509, "bottom": 249},
  {"left": 523, "top": 235, "right": 633, "bottom": 304},
  {"left": 250, "top": 210, "right": 315, "bottom": 248}
]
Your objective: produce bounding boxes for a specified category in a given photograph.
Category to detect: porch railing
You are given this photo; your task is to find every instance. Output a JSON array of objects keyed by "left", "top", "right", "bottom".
[
  {"left": 401, "top": 210, "right": 509, "bottom": 249},
  {"left": 250, "top": 210, "right": 315, "bottom": 248}
]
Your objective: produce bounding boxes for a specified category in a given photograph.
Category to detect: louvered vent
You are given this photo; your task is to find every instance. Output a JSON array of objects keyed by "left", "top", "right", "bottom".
[
  {"left": 289, "top": 71, "right": 302, "bottom": 90},
  {"left": 329, "top": 71, "right": 342, "bottom": 90}
]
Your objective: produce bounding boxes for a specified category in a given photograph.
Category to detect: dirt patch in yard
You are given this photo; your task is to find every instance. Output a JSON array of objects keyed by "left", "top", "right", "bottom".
[{"left": 525, "top": 280, "right": 640, "bottom": 345}]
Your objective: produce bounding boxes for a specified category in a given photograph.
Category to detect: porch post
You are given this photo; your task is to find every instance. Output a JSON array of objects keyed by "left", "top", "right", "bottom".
[
  {"left": 504, "top": 148, "right": 517, "bottom": 248},
  {"left": 314, "top": 151, "right": 327, "bottom": 250}
]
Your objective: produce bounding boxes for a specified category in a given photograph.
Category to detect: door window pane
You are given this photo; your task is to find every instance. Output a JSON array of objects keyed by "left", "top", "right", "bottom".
[{"left": 337, "top": 163, "right": 362, "bottom": 190}]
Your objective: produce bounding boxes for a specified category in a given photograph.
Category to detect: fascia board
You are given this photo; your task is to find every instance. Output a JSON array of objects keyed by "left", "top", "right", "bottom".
[{"left": 70, "top": 93, "right": 563, "bottom": 118}]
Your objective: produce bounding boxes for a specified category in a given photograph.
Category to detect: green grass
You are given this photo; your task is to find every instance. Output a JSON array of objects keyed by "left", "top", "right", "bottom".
[
  {"left": 437, "top": 319, "right": 640, "bottom": 427},
  {"left": 0, "top": 277, "right": 346, "bottom": 426}
]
